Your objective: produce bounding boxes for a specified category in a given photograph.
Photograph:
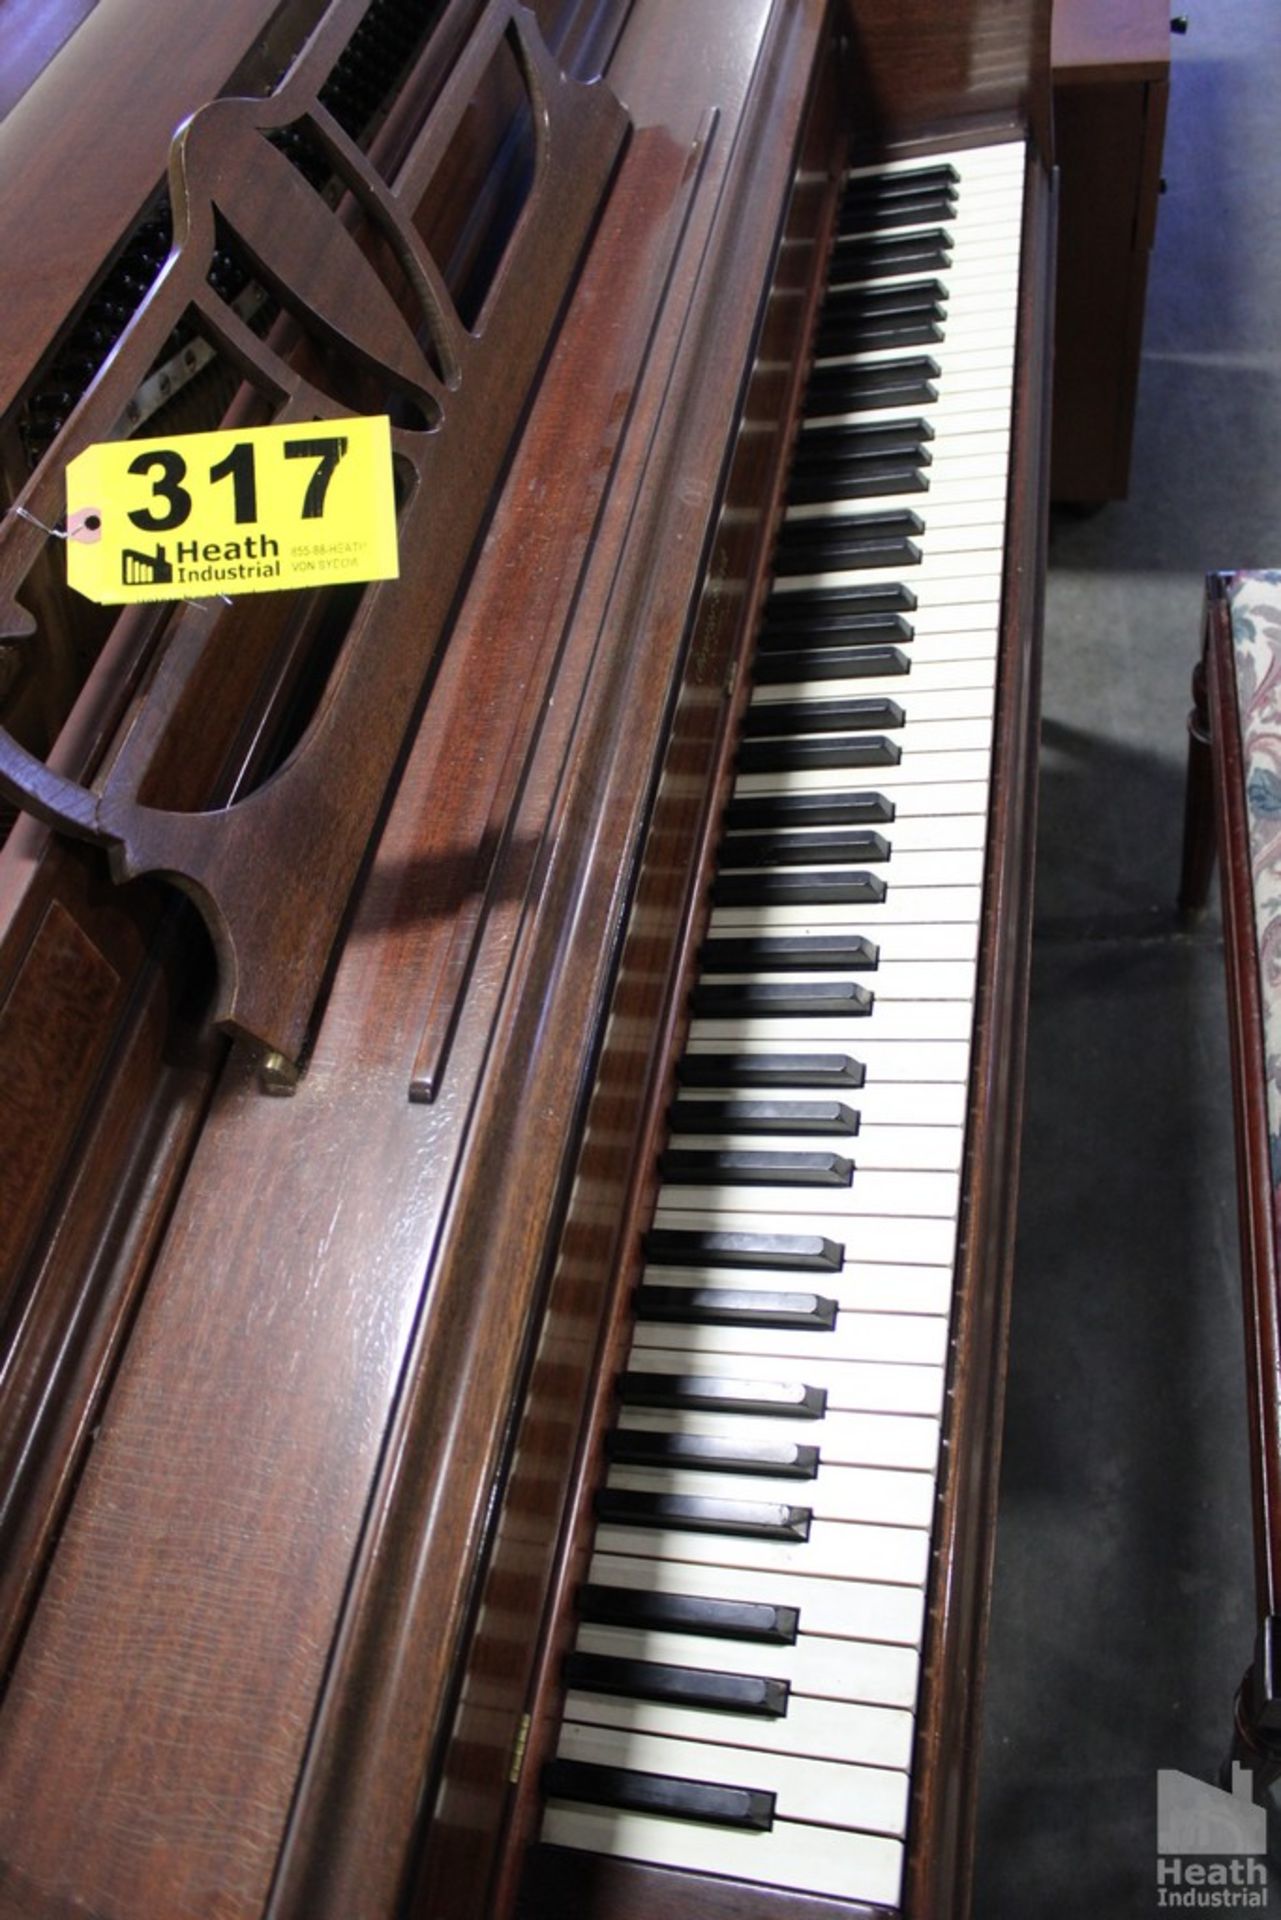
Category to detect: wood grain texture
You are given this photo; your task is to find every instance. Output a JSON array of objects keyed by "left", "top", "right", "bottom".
[
  {"left": 1050, "top": 68, "right": 1167, "bottom": 502},
  {"left": 499, "top": 13, "right": 843, "bottom": 1917},
  {"left": 0, "top": 901, "right": 120, "bottom": 1282},
  {"left": 520, "top": 1849, "right": 895, "bottom": 1920},
  {"left": 841, "top": 0, "right": 1051, "bottom": 156},
  {"left": 1051, "top": 0, "right": 1170, "bottom": 83}
]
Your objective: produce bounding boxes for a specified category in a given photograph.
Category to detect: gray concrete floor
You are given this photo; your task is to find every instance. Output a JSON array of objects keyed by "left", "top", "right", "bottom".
[{"left": 973, "top": 6, "right": 1281, "bottom": 1913}]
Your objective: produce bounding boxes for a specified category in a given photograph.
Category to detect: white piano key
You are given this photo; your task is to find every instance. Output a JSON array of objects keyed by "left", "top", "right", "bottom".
[
  {"left": 628, "top": 1308, "right": 949, "bottom": 1366},
  {"left": 707, "top": 895, "right": 983, "bottom": 936},
  {"left": 622, "top": 1344, "right": 946, "bottom": 1417},
  {"left": 872, "top": 812, "right": 989, "bottom": 849},
  {"left": 563, "top": 1680, "right": 914, "bottom": 1772},
  {"left": 593, "top": 1512, "right": 931, "bottom": 1585},
  {"left": 708, "top": 895, "right": 982, "bottom": 935},
  {"left": 751, "top": 665, "right": 996, "bottom": 706},
  {"left": 654, "top": 1164, "right": 961, "bottom": 1220},
  {"left": 733, "top": 753, "right": 993, "bottom": 794},
  {"left": 844, "top": 140, "right": 1025, "bottom": 181},
  {"left": 685, "top": 1007, "right": 974, "bottom": 1048},
  {"left": 827, "top": 255, "right": 1022, "bottom": 295},
  {"left": 556, "top": 1720, "right": 911, "bottom": 1838},
  {"left": 687, "top": 1002, "right": 976, "bottom": 1047},
  {"left": 697, "top": 961, "right": 976, "bottom": 1002},
  {"left": 801, "top": 398, "right": 1013, "bottom": 436},
  {"left": 616, "top": 1400, "right": 943, "bottom": 1469},
  {"left": 667, "top": 1124, "right": 963, "bottom": 1172},
  {"left": 827, "top": 330, "right": 1016, "bottom": 367},
  {"left": 573, "top": 1621, "right": 920, "bottom": 1708},
  {"left": 540, "top": 1800, "right": 904, "bottom": 1905}
]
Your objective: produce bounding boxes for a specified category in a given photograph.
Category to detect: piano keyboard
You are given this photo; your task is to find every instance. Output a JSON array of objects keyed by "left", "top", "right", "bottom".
[{"left": 537, "top": 136, "right": 1027, "bottom": 1910}]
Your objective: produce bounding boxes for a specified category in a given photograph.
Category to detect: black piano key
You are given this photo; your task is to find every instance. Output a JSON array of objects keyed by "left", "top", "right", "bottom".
[
  {"left": 817, "top": 283, "right": 948, "bottom": 327},
  {"left": 791, "top": 447, "right": 934, "bottom": 491},
  {"left": 829, "top": 230, "right": 952, "bottom": 276},
  {"left": 787, "top": 460, "right": 930, "bottom": 506},
  {"left": 772, "top": 532, "right": 919, "bottom": 576},
  {"left": 814, "top": 315, "right": 944, "bottom": 356},
  {"left": 565, "top": 1650, "right": 790, "bottom": 1718},
  {"left": 710, "top": 873, "right": 886, "bottom": 910},
  {"left": 846, "top": 163, "right": 959, "bottom": 198},
  {"left": 700, "top": 930, "right": 880, "bottom": 967},
  {"left": 738, "top": 735, "right": 902, "bottom": 773},
  {"left": 595, "top": 1489, "right": 813, "bottom": 1543},
  {"left": 839, "top": 189, "right": 957, "bottom": 233},
  {"left": 719, "top": 828, "right": 889, "bottom": 867},
  {"left": 619, "top": 1369, "right": 829, "bottom": 1417},
  {"left": 634, "top": 1285, "right": 838, "bottom": 1330},
  {"left": 543, "top": 1759, "right": 776, "bottom": 1833},
  {"left": 669, "top": 1096, "right": 860, "bottom": 1135},
  {"left": 643, "top": 1229, "right": 842, "bottom": 1274},
  {"left": 762, "top": 582, "right": 916, "bottom": 634},
  {"left": 676, "top": 1052, "right": 865, "bottom": 1090},
  {"left": 756, "top": 615, "right": 913, "bottom": 655},
  {"left": 578, "top": 1582, "right": 802, "bottom": 1644},
  {"left": 744, "top": 696, "right": 904, "bottom": 737},
  {"left": 776, "top": 507, "right": 926, "bottom": 539},
  {"left": 753, "top": 643, "right": 909, "bottom": 683},
  {"left": 794, "top": 420, "right": 935, "bottom": 464},
  {"left": 692, "top": 974, "right": 877, "bottom": 1012},
  {"left": 724, "top": 793, "right": 893, "bottom": 830},
  {"left": 805, "top": 354, "right": 941, "bottom": 415},
  {"left": 660, "top": 1148, "right": 853, "bottom": 1188}
]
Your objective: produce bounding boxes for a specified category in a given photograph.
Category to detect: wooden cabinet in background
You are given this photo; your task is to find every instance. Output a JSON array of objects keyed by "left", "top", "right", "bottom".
[{"left": 1051, "top": 0, "right": 1171, "bottom": 502}]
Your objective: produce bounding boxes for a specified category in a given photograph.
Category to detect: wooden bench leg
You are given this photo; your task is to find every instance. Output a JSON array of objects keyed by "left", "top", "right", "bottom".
[{"left": 1179, "top": 646, "right": 1216, "bottom": 915}]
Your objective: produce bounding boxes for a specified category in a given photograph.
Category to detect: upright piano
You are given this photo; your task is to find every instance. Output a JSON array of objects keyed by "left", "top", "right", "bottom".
[{"left": 0, "top": 2, "right": 1051, "bottom": 1915}]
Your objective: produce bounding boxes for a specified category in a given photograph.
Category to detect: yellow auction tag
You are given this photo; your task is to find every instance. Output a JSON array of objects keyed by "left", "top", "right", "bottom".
[{"left": 65, "top": 414, "right": 399, "bottom": 604}]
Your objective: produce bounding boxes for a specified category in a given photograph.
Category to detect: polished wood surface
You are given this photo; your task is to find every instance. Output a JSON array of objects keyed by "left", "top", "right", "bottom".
[
  {"left": 842, "top": 0, "right": 1051, "bottom": 157},
  {"left": 0, "top": 2, "right": 1050, "bottom": 1915},
  {"left": 1049, "top": 0, "right": 1169, "bottom": 501},
  {"left": 1051, "top": 0, "right": 1171, "bottom": 83}
]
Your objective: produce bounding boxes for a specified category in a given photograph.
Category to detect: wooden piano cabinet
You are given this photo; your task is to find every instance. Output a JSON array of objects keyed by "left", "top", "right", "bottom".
[
  {"left": 1049, "top": 0, "right": 1170, "bottom": 503},
  {"left": 1179, "top": 575, "right": 1281, "bottom": 1808},
  {"left": 0, "top": 2, "right": 1052, "bottom": 1917}
]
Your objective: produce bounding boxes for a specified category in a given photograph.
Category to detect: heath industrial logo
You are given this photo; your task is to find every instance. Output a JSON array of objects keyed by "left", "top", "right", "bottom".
[{"left": 1157, "top": 1765, "right": 1270, "bottom": 1907}]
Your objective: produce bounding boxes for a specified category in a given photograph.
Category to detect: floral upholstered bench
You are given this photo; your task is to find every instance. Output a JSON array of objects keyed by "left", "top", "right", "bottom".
[{"left": 1181, "top": 570, "right": 1281, "bottom": 1793}]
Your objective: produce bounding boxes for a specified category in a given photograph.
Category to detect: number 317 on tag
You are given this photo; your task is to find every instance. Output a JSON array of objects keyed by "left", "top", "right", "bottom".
[{"left": 66, "top": 414, "right": 399, "bottom": 604}]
